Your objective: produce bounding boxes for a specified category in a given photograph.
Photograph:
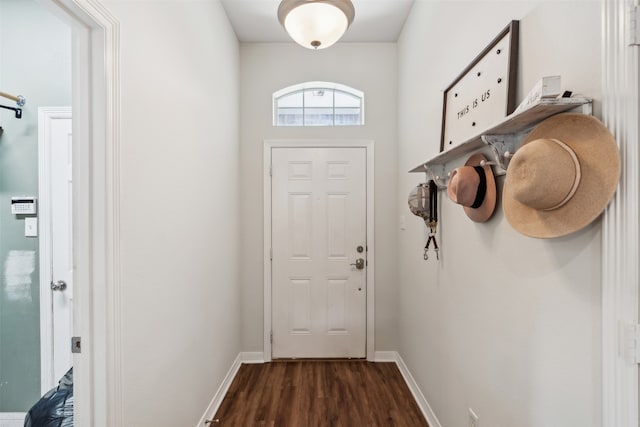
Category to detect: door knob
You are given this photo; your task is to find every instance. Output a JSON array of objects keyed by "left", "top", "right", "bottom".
[
  {"left": 350, "top": 258, "right": 365, "bottom": 270},
  {"left": 51, "top": 280, "right": 67, "bottom": 291}
]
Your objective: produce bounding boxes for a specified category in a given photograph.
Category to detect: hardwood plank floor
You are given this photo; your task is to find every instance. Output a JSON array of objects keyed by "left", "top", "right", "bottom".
[{"left": 211, "top": 360, "right": 429, "bottom": 427}]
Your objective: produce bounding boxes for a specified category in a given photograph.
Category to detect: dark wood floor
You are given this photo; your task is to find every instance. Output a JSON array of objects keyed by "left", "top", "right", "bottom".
[{"left": 211, "top": 360, "right": 429, "bottom": 427}]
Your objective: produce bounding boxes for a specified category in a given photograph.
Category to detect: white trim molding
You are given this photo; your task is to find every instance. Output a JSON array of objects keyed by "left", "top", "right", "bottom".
[
  {"left": 196, "top": 352, "right": 264, "bottom": 426},
  {"left": 373, "top": 351, "right": 442, "bottom": 427},
  {"left": 601, "top": 0, "right": 640, "bottom": 426},
  {"left": 44, "top": 1, "right": 122, "bottom": 426},
  {"left": 0, "top": 413, "right": 25, "bottom": 427},
  {"left": 240, "top": 352, "right": 266, "bottom": 364},
  {"left": 263, "top": 139, "right": 375, "bottom": 362},
  {"left": 196, "top": 354, "right": 243, "bottom": 427},
  {"left": 373, "top": 351, "right": 397, "bottom": 362}
]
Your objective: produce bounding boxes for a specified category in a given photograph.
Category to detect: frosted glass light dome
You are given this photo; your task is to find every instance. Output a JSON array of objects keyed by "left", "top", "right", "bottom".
[{"left": 278, "top": 0, "right": 355, "bottom": 50}]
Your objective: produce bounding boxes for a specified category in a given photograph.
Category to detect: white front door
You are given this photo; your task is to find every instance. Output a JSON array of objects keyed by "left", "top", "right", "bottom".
[
  {"left": 271, "top": 147, "right": 367, "bottom": 358},
  {"left": 38, "top": 107, "right": 73, "bottom": 391}
]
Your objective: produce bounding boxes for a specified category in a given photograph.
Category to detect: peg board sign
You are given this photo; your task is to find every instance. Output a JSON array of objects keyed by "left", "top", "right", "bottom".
[{"left": 440, "top": 21, "right": 519, "bottom": 152}]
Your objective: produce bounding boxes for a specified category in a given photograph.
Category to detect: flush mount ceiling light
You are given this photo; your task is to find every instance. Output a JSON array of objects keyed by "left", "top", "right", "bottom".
[{"left": 278, "top": 0, "right": 355, "bottom": 50}]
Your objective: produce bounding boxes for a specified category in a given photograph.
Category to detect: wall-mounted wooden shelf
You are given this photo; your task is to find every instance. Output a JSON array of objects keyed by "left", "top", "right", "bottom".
[{"left": 409, "top": 97, "right": 593, "bottom": 180}]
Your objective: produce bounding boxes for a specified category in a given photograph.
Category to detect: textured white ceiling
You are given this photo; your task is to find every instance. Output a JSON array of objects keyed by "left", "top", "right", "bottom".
[{"left": 220, "top": 0, "right": 415, "bottom": 43}]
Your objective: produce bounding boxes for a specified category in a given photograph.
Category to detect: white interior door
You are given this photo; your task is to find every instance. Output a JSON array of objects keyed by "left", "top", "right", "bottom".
[
  {"left": 271, "top": 147, "right": 367, "bottom": 358},
  {"left": 38, "top": 107, "right": 73, "bottom": 391}
]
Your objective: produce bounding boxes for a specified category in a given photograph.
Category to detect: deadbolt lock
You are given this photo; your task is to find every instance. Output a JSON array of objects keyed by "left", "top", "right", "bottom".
[{"left": 357, "top": 245, "right": 364, "bottom": 253}]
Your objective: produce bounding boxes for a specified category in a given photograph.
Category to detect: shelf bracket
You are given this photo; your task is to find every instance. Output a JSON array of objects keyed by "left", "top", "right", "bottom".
[
  {"left": 481, "top": 134, "right": 520, "bottom": 174},
  {"left": 421, "top": 164, "right": 447, "bottom": 188}
]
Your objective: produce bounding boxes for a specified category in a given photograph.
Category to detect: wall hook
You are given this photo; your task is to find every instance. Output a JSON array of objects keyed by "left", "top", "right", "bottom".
[
  {"left": 422, "top": 164, "right": 448, "bottom": 188},
  {"left": 0, "top": 104, "right": 22, "bottom": 119},
  {"left": 481, "top": 135, "right": 519, "bottom": 172}
]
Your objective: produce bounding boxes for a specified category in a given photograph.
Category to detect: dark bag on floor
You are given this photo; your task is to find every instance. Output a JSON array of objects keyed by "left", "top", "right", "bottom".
[{"left": 24, "top": 368, "right": 73, "bottom": 427}]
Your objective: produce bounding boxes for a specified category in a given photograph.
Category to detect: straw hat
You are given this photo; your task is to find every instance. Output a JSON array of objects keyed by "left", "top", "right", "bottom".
[
  {"left": 447, "top": 153, "right": 497, "bottom": 222},
  {"left": 503, "top": 113, "right": 620, "bottom": 238}
]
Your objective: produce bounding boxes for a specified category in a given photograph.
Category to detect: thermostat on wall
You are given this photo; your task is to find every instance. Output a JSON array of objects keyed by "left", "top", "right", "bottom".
[{"left": 11, "top": 197, "right": 37, "bottom": 215}]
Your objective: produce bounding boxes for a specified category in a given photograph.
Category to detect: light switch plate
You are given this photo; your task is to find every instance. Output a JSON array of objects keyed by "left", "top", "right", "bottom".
[{"left": 25, "top": 217, "right": 38, "bottom": 237}]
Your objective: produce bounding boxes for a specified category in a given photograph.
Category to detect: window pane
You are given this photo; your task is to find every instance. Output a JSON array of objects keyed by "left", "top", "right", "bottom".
[
  {"left": 304, "top": 108, "right": 333, "bottom": 126},
  {"left": 335, "top": 108, "right": 361, "bottom": 126},
  {"left": 335, "top": 90, "right": 360, "bottom": 108},
  {"left": 277, "top": 91, "right": 303, "bottom": 108},
  {"left": 273, "top": 82, "right": 364, "bottom": 127},
  {"left": 304, "top": 89, "right": 333, "bottom": 108},
  {"left": 277, "top": 108, "right": 303, "bottom": 126}
]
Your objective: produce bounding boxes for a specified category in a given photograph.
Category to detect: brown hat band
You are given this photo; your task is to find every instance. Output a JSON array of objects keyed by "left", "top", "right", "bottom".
[{"left": 541, "top": 139, "right": 582, "bottom": 211}]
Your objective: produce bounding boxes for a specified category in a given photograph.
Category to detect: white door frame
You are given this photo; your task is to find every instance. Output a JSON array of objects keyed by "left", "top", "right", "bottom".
[
  {"left": 601, "top": 0, "right": 640, "bottom": 425},
  {"left": 264, "top": 139, "right": 375, "bottom": 362},
  {"left": 38, "top": 1, "right": 121, "bottom": 426},
  {"left": 38, "top": 106, "right": 72, "bottom": 394}
]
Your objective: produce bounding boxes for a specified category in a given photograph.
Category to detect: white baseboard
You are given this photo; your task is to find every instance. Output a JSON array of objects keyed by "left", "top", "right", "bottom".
[
  {"left": 392, "top": 352, "right": 443, "bottom": 427},
  {"left": 196, "top": 352, "right": 265, "bottom": 426},
  {"left": 196, "top": 354, "right": 243, "bottom": 426},
  {"left": 374, "top": 350, "right": 398, "bottom": 362},
  {"left": 240, "top": 352, "right": 265, "bottom": 364},
  {"left": 0, "top": 413, "right": 25, "bottom": 427},
  {"left": 374, "top": 351, "right": 442, "bottom": 427}
]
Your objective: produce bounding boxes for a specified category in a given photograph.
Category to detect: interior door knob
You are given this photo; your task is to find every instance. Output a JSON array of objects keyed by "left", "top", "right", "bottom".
[{"left": 51, "top": 280, "right": 67, "bottom": 291}]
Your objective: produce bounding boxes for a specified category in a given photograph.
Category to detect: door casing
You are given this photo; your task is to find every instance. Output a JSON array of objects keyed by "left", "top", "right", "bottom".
[
  {"left": 40, "top": 1, "right": 122, "bottom": 426},
  {"left": 263, "top": 139, "right": 375, "bottom": 362}
]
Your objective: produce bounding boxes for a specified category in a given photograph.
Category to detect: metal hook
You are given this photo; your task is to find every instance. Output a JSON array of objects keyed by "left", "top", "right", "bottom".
[{"left": 0, "top": 104, "right": 22, "bottom": 119}]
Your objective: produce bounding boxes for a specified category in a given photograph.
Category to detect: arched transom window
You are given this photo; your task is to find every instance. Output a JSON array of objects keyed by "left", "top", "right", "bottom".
[{"left": 273, "top": 82, "right": 364, "bottom": 126}]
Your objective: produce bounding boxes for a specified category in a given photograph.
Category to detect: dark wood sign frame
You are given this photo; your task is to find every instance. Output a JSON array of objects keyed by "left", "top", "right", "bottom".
[{"left": 440, "top": 20, "right": 520, "bottom": 152}]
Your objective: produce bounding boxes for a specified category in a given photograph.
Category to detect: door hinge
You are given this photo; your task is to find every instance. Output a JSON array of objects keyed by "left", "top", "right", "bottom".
[
  {"left": 71, "top": 336, "right": 82, "bottom": 354},
  {"left": 621, "top": 323, "right": 640, "bottom": 364},
  {"left": 270, "top": 331, "right": 273, "bottom": 344},
  {"left": 629, "top": 5, "right": 640, "bottom": 46},
  {"left": 269, "top": 166, "right": 273, "bottom": 177},
  {"left": 270, "top": 248, "right": 273, "bottom": 261}
]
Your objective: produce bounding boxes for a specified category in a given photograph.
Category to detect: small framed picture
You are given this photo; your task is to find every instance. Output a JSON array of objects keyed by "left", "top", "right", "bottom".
[{"left": 440, "top": 20, "right": 519, "bottom": 152}]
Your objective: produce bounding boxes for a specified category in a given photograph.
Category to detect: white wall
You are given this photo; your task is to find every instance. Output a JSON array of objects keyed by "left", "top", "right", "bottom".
[
  {"left": 397, "top": 2, "right": 602, "bottom": 426},
  {"left": 99, "top": 2, "right": 240, "bottom": 425},
  {"left": 239, "top": 43, "right": 398, "bottom": 352}
]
